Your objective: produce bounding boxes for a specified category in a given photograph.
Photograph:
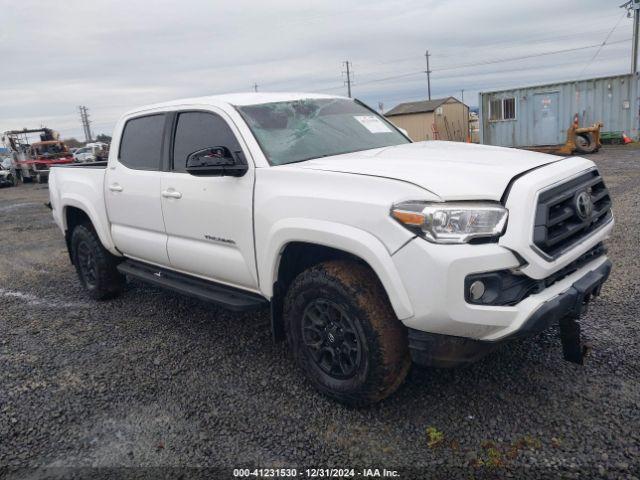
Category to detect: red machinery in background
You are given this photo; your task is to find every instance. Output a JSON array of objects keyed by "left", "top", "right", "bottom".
[{"left": 1, "top": 127, "right": 74, "bottom": 184}]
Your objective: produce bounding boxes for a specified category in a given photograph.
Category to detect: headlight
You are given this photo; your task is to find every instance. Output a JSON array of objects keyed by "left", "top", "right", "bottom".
[{"left": 391, "top": 201, "right": 508, "bottom": 244}]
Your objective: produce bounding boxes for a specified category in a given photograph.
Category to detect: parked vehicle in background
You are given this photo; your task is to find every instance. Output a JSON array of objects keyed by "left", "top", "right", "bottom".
[
  {"left": 73, "top": 146, "right": 96, "bottom": 163},
  {"left": 73, "top": 142, "right": 109, "bottom": 163},
  {"left": 49, "top": 93, "right": 614, "bottom": 405},
  {"left": 0, "top": 160, "right": 17, "bottom": 187},
  {"left": 2, "top": 128, "right": 74, "bottom": 184},
  {"left": 1, "top": 156, "right": 12, "bottom": 170}
]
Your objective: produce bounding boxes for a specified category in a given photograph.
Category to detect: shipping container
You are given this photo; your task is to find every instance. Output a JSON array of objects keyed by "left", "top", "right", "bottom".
[{"left": 479, "top": 73, "right": 639, "bottom": 147}]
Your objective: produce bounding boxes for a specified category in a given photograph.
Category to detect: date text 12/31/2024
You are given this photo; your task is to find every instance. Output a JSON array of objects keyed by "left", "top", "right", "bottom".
[{"left": 233, "top": 468, "right": 400, "bottom": 478}]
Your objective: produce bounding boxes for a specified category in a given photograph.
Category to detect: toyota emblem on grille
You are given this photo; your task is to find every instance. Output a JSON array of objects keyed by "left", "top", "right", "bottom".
[{"left": 575, "top": 191, "right": 593, "bottom": 220}]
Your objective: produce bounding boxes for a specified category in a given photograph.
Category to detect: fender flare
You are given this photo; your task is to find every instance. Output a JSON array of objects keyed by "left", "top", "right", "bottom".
[
  {"left": 60, "top": 194, "right": 119, "bottom": 256},
  {"left": 260, "top": 218, "right": 414, "bottom": 320}
]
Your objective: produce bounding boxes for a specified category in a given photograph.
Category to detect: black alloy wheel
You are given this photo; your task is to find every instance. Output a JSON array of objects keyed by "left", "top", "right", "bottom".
[
  {"left": 70, "top": 224, "right": 123, "bottom": 300},
  {"left": 302, "top": 298, "right": 362, "bottom": 379},
  {"left": 76, "top": 240, "right": 98, "bottom": 289}
]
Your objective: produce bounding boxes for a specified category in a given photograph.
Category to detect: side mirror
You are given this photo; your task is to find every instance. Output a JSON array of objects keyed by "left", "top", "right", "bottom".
[{"left": 185, "top": 146, "right": 248, "bottom": 177}]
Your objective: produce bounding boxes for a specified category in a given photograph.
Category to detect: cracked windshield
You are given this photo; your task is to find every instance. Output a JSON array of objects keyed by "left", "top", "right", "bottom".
[{"left": 238, "top": 98, "right": 410, "bottom": 165}]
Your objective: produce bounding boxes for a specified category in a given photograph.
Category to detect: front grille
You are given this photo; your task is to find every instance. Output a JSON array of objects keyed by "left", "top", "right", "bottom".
[{"left": 533, "top": 169, "right": 612, "bottom": 258}]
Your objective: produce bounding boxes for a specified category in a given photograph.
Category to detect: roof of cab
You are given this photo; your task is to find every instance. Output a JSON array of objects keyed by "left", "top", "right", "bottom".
[{"left": 123, "top": 92, "right": 345, "bottom": 117}]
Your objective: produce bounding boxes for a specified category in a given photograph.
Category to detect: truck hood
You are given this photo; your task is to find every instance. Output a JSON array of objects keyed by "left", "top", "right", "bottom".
[{"left": 286, "top": 141, "right": 564, "bottom": 201}]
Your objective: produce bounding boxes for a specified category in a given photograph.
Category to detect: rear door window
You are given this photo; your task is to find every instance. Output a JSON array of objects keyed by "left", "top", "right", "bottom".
[
  {"left": 172, "top": 111, "right": 242, "bottom": 172},
  {"left": 119, "top": 114, "right": 165, "bottom": 170}
]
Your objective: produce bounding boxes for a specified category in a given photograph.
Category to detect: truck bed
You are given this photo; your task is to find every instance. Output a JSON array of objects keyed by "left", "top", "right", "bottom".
[
  {"left": 51, "top": 161, "right": 108, "bottom": 169},
  {"left": 48, "top": 161, "right": 116, "bottom": 254}
]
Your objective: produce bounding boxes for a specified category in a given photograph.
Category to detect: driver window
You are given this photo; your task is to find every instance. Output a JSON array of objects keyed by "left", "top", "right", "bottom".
[{"left": 172, "top": 111, "right": 242, "bottom": 173}]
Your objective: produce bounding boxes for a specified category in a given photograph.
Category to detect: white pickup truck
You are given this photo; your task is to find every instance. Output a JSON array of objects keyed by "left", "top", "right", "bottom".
[{"left": 49, "top": 93, "right": 613, "bottom": 405}]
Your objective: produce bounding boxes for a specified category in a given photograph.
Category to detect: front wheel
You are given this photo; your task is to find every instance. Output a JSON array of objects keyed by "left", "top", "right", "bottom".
[
  {"left": 284, "top": 260, "right": 411, "bottom": 406},
  {"left": 71, "top": 224, "right": 123, "bottom": 300}
]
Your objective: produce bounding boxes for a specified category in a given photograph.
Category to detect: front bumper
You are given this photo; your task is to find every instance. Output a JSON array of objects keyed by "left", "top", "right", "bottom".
[
  {"left": 393, "top": 222, "right": 612, "bottom": 341},
  {"left": 408, "top": 259, "right": 612, "bottom": 367}
]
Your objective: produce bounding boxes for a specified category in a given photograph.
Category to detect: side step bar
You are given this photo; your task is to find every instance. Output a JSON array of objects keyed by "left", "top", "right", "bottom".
[{"left": 117, "top": 260, "right": 268, "bottom": 312}]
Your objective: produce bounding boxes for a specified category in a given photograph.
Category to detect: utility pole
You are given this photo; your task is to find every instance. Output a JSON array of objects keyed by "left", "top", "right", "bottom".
[
  {"left": 378, "top": 101, "right": 384, "bottom": 114},
  {"left": 425, "top": 50, "right": 432, "bottom": 100},
  {"left": 78, "top": 106, "right": 93, "bottom": 143},
  {"left": 633, "top": 0, "right": 640, "bottom": 74},
  {"left": 253, "top": 82, "right": 259, "bottom": 92},
  {"left": 623, "top": 0, "right": 640, "bottom": 73},
  {"left": 343, "top": 61, "right": 353, "bottom": 98}
]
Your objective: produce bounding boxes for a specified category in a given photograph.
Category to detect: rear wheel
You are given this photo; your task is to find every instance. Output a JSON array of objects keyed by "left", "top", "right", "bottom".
[
  {"left": 285, "top": 260, "right": 411, "bottom": 406},
  {"left": 71, "top": 224, "right": 123, "bottom": 300}
]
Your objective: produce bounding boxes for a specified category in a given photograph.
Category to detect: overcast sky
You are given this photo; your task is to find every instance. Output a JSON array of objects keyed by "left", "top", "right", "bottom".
[{"left": 0, "top": 0, "right": 635, "bottom": 140}]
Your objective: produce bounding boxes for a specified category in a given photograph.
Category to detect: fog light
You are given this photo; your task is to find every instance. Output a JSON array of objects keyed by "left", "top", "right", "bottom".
[{"left": 469, "top": 280, "right": 486, "bottom": 301}]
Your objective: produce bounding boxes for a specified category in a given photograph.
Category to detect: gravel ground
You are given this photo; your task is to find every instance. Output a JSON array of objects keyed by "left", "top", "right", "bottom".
[{"left": 1, "top": 146, "right": 639, "bottom": 479}]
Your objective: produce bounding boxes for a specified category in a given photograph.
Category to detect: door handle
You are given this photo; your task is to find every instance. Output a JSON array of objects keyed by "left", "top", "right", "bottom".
[
  {"left": 109, "top": 184, "right": 123, "bottom": 192},
  {"left": 161, "top": 190, "right": 182, "bottom": 199}
]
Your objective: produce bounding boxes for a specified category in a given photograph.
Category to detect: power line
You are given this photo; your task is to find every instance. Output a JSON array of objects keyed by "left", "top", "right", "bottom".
[
  {"left": 231, "top": 33, "right": 632, "bottom": 100},
  {"left": 326, "top": 41, "right": 629, "bottom": 93},
  {"left": 434, "top": 40, "right": 629, "bottom": 73},
  {"left": 332, "top": 40, "right": 629, "bottom": 94},
  {"left": 353, "top": 22, "right": 630, "bottom": 75},
  {"left": 430, "top": 44, "right": 630, "bottom": 81},
  {"left": 376, "top": 50, "right": 631, "bottom": 108},
  {"left": 354, "top": 70, "right": 425, "bottom": 87},
  {"left": 254, "top": 38, "right": 631, "bottom": 101},
  {"left": 578, "top": 12, "right": 628, "bottom": 77}
]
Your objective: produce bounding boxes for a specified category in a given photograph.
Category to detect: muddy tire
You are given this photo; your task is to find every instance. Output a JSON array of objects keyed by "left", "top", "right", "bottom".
[
  {"left": 284, "top": 260, "right": 411, "bottom": 406},
  {"left": 574, "top": 133, "right": 597, "bottom": 154},
  {"left": 71, "top": 224, "right": 123, "bottom": 300}
]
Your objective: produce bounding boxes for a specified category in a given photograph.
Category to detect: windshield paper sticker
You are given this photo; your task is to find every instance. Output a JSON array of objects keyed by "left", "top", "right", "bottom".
[{"left": 353, "top": 115, "right": 392, "bottom": 133}]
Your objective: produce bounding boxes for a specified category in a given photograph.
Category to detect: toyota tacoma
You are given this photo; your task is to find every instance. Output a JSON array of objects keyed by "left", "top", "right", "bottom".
[{"left": 48, "top": 93, "right": 613, "bottom": 405}]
